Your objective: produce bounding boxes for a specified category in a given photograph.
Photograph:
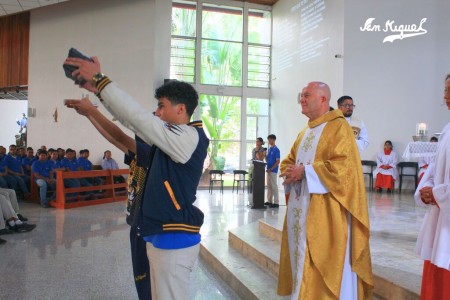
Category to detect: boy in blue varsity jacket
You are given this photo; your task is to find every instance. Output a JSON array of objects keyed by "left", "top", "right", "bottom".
[{"left": 64, "top": 55, "right": 209, "bottom": 300}]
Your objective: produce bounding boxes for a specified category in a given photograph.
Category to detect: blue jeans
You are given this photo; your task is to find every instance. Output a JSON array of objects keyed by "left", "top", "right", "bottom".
[
  {"left": 64, "top": 178, "right": 81, "bottom": 197},
  {"left": 13, "top": 175, "right": 29, "bottom": 195},
  {"left": 36, "top": 179, "right": 55, "bottom": 205},
  {"left": 3, "top": 175, "right": 18, "bottom": 190},
  {"left": 0, "top": 176, "right": 8, "bottom": 188}
]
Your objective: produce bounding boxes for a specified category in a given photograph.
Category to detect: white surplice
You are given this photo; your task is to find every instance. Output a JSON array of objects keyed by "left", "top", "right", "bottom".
[
  {"left": 414, "top": 122, "right": 450, "bottom": 270},
  {"left": 373, "top": 150, "right": 398, "bottom": 180},
  {"left": 418, "top": 154, "right": 436, "bottom": 179}
]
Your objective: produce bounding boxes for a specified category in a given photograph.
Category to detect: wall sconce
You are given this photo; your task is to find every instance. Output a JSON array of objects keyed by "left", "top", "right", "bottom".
[{"left": 28, "top": 107, "right": 36, "bottom": 118}]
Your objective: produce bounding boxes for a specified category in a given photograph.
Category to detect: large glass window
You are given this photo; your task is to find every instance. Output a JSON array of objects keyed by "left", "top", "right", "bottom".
[
  {"left": 248, "top": 9, "right": 271, "bottom": 45},
  {"left": 201, "top": 40, "right": 242, "bottom": 86},
  {"left": 171, "top": 1, "right": 272, "bottom": 186},
  {"left": 246, "top": 98, "right": 269, "bottom": 168},
  {"left": 171, "top": 2, "right": 196, "bottom": 82},
  {"left": 248, "top": 45, "right": 270, "bottom": 88},
  {"left": 200, "top": 94, "right": 241, "bottom": 171},
  {"left": 248, "top": 9, "right": 271, "bottom": 88},
  {"left": 201, "top": 4, "right": 243, "bottom": 86}
]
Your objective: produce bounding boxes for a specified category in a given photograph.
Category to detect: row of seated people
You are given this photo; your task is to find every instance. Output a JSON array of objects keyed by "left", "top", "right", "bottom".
[{"left": 0, "top": 144, "right": 125, "bottom": 208}]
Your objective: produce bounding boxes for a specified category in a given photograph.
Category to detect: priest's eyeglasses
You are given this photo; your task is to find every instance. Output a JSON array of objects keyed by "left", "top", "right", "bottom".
[{"left": 340, "top": 104, "right": 356, "bottom": 109}]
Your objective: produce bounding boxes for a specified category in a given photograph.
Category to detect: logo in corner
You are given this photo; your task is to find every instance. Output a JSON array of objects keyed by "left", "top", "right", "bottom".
[{"left": 360, "top": 17, "right": 428, "bottom": 43}]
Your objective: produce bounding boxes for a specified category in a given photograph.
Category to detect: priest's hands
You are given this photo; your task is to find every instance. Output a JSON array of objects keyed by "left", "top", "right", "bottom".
[
  {"left": 419, "top": 186, "right": 438, "bottom": 206},
  {"left": 281, "top": 163, "right": 305, "bottom": 184}
]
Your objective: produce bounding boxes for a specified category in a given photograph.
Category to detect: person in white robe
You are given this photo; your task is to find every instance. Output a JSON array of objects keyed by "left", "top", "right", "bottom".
[
  {"left": 373, "top": 140, "right": 398, "bottom": 193},
  {"left": 417, "top": 136, "right": 438, "bottom": 183},
  {"left": 414, "top": 74, "right": 450, "bottom": 300},
  {"left": 337, "top": 95, "right": 369, "bottom": 153}
]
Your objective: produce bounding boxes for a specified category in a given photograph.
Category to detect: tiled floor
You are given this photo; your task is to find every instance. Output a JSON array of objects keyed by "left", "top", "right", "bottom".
[{"left": 0, "top": 188, "right": 426, "bottom": 299}]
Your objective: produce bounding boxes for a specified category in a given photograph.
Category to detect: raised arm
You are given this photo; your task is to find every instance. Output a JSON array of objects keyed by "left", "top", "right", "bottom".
[
  {"left": 64, "top": 56, "right": 198, "bottom": 163},
  {"left": 65, "top": 98, "right": 136, "bottom": 154}
]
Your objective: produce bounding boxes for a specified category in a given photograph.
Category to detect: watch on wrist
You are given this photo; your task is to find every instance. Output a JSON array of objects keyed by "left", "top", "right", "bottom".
[{"left": 92, "top": 72, "right": 105, "bottom": 83}]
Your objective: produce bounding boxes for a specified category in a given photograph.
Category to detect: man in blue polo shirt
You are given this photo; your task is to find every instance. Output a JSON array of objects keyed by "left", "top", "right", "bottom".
[
  {"left": 78, "top": 149, "right": 101, "bottom": 186},
  {"left": 77, "top": 149, "right": 92, "bottom": 170},
  {"left": 0, "top": 162, "right": 17, "bottom": 190},
  {"left": 61, "top": 149, "right": 93, "bottom": 198},
  {"left": 265, "top": 134, "right": 281, "bottom": 208},
  {"left": 22, "top": 147, "right": 37, "bottom": 176},
  {"left": 32, "top": 150, "right": 55, "bottom": 208},
  {"left": 3, "top": 145, "right": 30, "bottom": 198}
]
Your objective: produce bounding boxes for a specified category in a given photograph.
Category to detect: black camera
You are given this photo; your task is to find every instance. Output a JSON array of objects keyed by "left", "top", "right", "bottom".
[{"left": 63, "top": 48, "right": 93, "bottom": 85}]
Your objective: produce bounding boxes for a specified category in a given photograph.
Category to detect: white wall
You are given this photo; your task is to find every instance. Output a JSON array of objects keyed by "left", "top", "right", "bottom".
[
  {"left": 27, "top": 0, "right": 171, "bottom": 166},
  {"left": 271, "top": 0, "right": 345, "bottom": 159},
  {"left": 0, "top": 100, "right": 28, "bottom": 147},
  {"left": 343, "top": 0, "right": 449, "bottom": 162},
  {"left": 271, "top": 0, "right": 449, "bottom": 191}
]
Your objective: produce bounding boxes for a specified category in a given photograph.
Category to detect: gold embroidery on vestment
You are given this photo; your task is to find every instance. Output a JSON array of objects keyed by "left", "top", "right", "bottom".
[{"left": 302, "top": 130, "right": 315, "bottom": 152}]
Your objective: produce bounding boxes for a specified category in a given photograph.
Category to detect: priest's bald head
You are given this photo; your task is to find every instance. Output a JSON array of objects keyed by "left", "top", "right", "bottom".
[{"left": 298, "top": 81, "right": 331, "bottom": 120}]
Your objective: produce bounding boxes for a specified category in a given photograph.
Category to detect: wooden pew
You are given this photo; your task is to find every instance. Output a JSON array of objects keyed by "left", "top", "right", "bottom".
[{"left": 30, "top": 169, "right": 129, "bottom": 209}]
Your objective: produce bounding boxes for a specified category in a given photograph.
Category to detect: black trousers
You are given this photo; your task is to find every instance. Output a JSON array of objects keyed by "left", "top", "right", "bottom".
[{"left": 130, "top": 226, "right": 151, "bottom": 299}]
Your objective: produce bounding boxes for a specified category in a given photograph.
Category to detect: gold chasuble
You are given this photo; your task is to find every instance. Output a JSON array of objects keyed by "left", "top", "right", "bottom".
[{"left": 277, "top": 110, "right": 373, "bottom": 299}]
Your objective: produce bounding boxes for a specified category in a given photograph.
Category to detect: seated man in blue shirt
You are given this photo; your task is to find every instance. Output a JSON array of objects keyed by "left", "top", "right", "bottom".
[
  {"left": 61, "top": 149, "right": 94, "bottom": 199},
  {"left": 0, "top": 162, "right": 18, "bottom": 190},
  {"left": 60, "top": 149, "right": 81, "bottom": 197},
  {"left": 3, "top": 145, "right": 30, "bottom": 198},
  {"left": 78, "top": 149, "right": 102, "bottom": 186},
  {"left": 22, "top": 147, "right": 37, "bottom": 176},
  {"left": 16, "top": 147, "right": 26, "bottom": 163},
  {"left": 32, "top": 150, "right": 55, "bottom": 208}
]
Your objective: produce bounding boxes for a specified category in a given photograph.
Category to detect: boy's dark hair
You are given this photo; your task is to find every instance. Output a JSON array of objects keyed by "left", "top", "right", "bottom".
[
  {"left": 154, "top": 80, "right": 198, "bottom": 117},
  {"left": 39, "top": 150, "right": 48, "bottom": 155},
  {"left": 267, "top": 134, "right": 276, "bottom": 140}
]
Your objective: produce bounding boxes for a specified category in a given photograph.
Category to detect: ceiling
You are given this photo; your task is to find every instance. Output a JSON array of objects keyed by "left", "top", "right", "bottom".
[
  {"left": 0, "top": 86, "right": 28, "bottom": 100},
  {"left": 0, "top": 0, "right": 69, "bottom": 17},
  {"left": 0, "top": 0, "right": 278, "bottom": 17},
  {"left": 0, "top": 0, "right": 277, "bottom": 100}
]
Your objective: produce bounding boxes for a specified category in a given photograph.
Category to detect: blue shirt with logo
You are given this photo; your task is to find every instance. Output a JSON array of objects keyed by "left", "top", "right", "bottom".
[{"left": 266, "top": 145, "right": 280, "bottom": 173}]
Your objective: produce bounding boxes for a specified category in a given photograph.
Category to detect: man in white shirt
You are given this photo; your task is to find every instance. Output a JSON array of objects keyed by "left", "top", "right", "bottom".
[{"left": 337, "top": 96, "right": 369, "bottom": 153}]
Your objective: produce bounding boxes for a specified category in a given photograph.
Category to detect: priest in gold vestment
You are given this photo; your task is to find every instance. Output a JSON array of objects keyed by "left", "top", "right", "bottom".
[{"left": 277, "top": 82, "right": 373, "bottom": 299}]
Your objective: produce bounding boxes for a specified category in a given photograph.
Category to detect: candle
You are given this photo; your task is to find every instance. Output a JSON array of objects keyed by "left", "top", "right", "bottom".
[{"left": 417, "top": 123, "right": 427, "bottom": 135}]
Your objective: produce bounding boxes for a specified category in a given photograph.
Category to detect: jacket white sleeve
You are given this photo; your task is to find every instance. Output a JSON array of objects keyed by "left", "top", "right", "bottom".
[{"left": 99, "top": 82, "right": 198, "bottom": 164}]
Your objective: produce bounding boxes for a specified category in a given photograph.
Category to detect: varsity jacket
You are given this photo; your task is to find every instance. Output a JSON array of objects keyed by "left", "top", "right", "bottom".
[{"left": 97, "top": 79, "right": 209, "bottom": 236}]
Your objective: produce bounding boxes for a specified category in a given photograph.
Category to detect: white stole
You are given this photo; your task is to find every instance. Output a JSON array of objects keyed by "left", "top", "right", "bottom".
[{"left": 287, "top": 124, "right": 326, "bottom": 300}]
